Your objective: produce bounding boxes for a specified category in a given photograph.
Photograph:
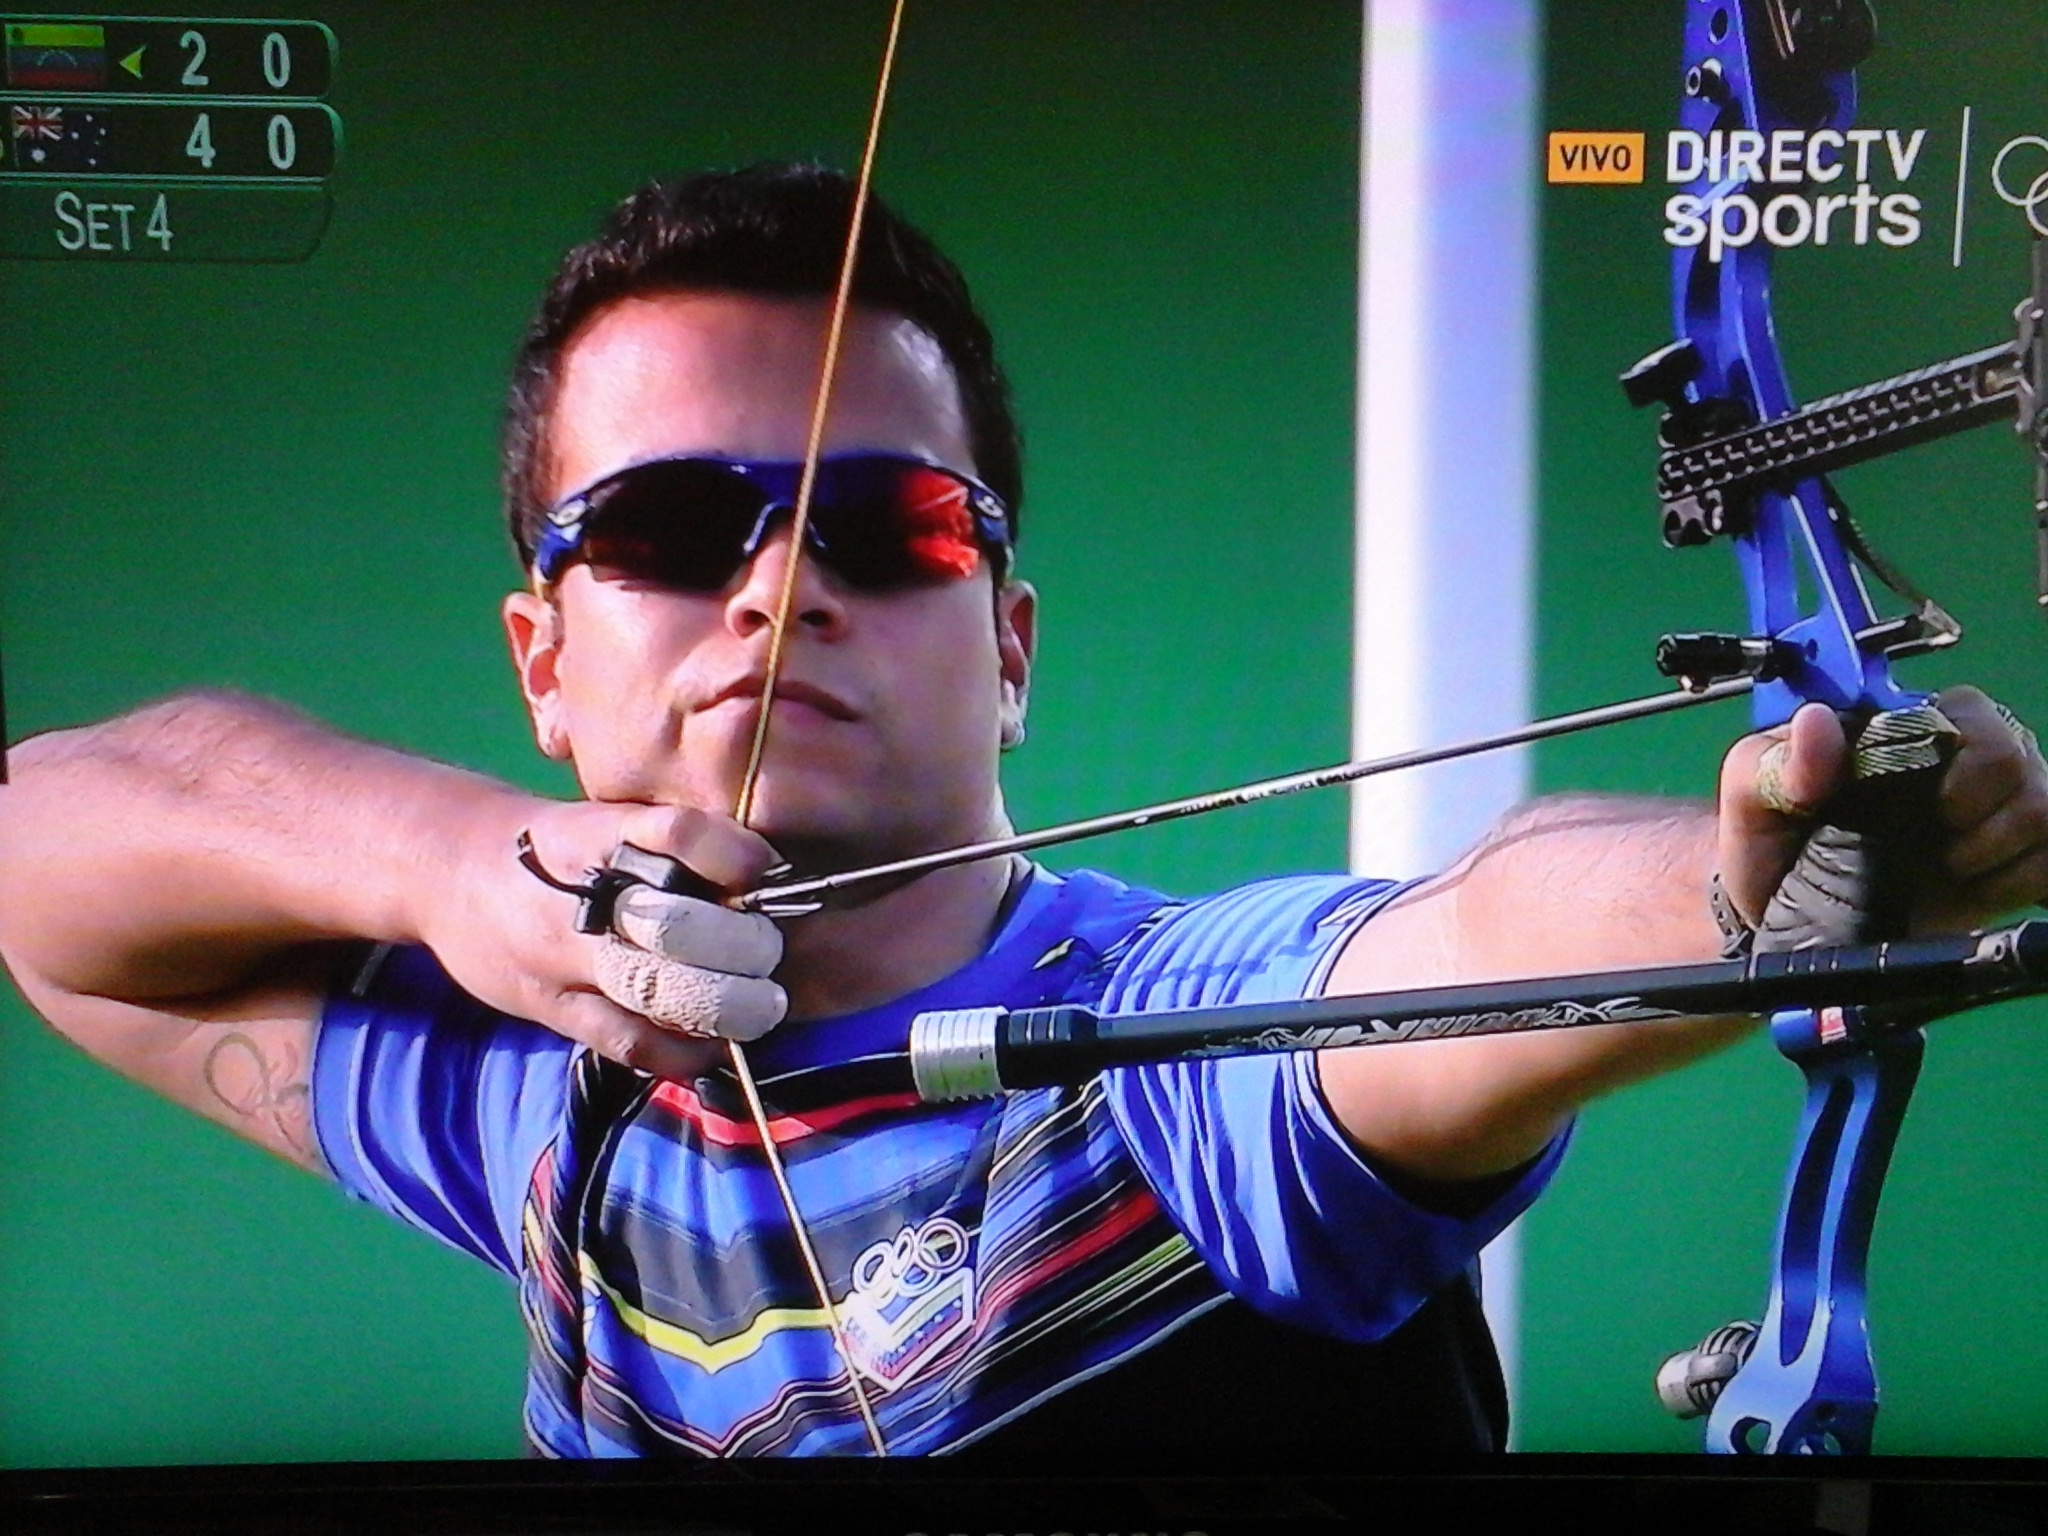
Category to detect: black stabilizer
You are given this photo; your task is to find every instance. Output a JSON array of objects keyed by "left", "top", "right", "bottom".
[{"left": 995, "top": 1005, "right": 1098, "bottom": 1090}]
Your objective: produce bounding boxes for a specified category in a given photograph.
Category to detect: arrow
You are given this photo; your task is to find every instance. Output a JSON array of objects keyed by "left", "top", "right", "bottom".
[
  {"left": 734, "top": 676, "right": 1756, "bottom": 916},
  {"left": 119, "top": 46, "right": 144, "bottom": 79}
]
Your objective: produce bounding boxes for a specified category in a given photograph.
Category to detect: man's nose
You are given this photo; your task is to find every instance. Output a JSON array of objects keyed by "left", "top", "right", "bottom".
[{"left": 726, "top": 520, "right": 848, "bottom": 640}]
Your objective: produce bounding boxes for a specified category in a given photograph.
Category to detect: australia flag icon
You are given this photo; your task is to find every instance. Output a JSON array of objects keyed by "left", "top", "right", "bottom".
[{"left": 6, "top": 103, "right": 108, "bottom": 173}]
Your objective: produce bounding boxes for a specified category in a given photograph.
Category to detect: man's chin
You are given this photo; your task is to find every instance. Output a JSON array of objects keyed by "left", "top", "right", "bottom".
[
  {"left": 742, "top": 806, "right": 964, "bottom": 884},
  {"left": 744, "top": 825, "right": 895, "bottom": 880},
  {"left": 653, "top": 760, "right": 967, "bottom": 875}
]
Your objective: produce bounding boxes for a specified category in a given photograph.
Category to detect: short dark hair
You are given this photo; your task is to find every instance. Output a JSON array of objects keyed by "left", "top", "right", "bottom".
[{"left": 502, "top": 163, "right": 1023, "bottom": 569}]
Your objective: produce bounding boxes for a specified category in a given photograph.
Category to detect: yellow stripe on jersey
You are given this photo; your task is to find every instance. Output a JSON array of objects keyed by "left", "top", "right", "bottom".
[{"left": 585, "top": 1262, "right": 836, "bottom": 1374}]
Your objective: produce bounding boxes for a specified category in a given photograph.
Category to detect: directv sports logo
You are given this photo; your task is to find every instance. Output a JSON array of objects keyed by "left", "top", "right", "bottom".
[{"left": 1551, "top": 124, "right": 2048, "bottom": 264}]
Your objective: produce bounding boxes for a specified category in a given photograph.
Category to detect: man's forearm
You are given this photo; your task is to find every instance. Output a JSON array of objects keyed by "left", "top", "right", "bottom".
[
  {"left": 1319, "top": 793, "right": 1744, "bottom": 1181},
  {"left": 0, "top": 691, "right": 529, "bottom": 1000},
  {"left": 1432, "top": 792, "right": 1723, "bottom": 978}
]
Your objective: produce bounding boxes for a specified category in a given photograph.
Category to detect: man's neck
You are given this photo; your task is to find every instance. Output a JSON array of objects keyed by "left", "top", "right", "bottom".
[{"left": 775, "top": 852, "right": 1021, "bottom": 1021}]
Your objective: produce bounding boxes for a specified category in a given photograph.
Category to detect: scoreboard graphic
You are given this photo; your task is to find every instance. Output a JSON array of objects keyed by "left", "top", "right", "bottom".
[{"left": 0, "top": 16, "right": 339, "bottom": 260}]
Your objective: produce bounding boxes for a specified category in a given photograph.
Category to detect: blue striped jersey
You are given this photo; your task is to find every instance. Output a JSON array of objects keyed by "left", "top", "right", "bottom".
[{"left": 313, "top": 866, "right": 1560, "bottom": 1456}]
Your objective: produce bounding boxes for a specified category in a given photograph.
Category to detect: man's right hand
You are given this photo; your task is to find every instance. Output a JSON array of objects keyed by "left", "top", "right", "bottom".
[
  {"left": 0, "top": 695, "right": 796, "bottom": 1174},
  {"left": 426, "top": 800, "right": 788, "bottom": 1083}
]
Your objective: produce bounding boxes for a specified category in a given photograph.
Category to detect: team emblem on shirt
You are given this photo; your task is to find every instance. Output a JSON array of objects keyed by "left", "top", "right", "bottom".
[{"left": 842, "top": 1215, "right": 976, "bottom": 1390}]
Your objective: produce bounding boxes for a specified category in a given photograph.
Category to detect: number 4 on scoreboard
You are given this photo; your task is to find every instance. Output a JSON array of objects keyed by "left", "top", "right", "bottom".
[{"left": 147, "top": 193, "right": 171, "bottom": 251}]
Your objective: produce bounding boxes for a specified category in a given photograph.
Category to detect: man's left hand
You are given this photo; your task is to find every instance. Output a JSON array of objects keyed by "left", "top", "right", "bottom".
[{"left": 1718, "top": 685, "right": 2048, "bottom": 935}]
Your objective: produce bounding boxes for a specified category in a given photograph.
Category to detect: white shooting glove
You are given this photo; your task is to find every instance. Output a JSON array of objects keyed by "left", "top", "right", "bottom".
[{"left": 594, "top": 880, "right": 787, "bottom": 1042}]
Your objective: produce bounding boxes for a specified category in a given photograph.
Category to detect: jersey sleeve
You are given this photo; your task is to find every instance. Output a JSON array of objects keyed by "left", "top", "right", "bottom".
[
  {"left": 312, "top": 943, "right": 574, "bottom": 1277},
  {"left": 1098, "top": 875, "right": 1567, "bottom": 1343}
]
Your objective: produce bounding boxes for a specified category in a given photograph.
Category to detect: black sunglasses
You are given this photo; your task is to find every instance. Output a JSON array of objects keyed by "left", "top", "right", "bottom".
[{"left": 534, "top": 452, "right": 1013, "bottom": 593}]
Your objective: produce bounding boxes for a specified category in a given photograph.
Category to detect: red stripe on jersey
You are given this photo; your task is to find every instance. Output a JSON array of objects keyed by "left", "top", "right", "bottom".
[
  {"left": 975, "top": 1185, "right": 1162, "bottom": 1324},
  {"left": 648, "top": 1079, "right": 923, "bottom": 1147}
]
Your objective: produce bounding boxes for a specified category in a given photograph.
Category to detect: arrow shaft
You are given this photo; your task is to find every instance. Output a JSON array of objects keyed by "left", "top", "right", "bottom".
[{"left": 740, "top": 676, "right": 1753, "bottom": 913}]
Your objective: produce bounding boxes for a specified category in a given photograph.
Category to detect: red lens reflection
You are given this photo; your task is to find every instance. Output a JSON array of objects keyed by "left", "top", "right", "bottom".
[{"left": 896, "top": 467, "right": 982, "bottom": 581}]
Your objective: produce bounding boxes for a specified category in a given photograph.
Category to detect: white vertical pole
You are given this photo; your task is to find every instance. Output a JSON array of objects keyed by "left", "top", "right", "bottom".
[{"left": 1355, "top": 0, "right": 1542, "bottom": 1436}]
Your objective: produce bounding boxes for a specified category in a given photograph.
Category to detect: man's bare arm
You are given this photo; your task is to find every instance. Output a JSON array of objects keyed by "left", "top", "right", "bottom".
[
  {"left": 9, "top": 952, "right": 337, "bottom": 1172},
  {"left": 0, "top": 693, "right": 524, "bottom": 1166},
  {"left": 1320, "top": 793, "right": 1738, "bottom": 1183},
  {"left": 0, "top": 693, "right": 516, "bottom": 1001},
  {"left": 1319, "top": 690, "right": 2048, "bottom": 1184},
  {"left": 0, "top": 692, "right": 774, "bottom": 1164}
]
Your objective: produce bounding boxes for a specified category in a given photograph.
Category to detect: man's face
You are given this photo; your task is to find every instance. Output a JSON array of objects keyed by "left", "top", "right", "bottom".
[{"left": 503, "top": 291, "right": 1033, "bottom": 868}]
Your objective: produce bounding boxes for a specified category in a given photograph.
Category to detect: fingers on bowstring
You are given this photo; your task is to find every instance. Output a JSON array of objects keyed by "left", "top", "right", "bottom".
[
  {"left": 604, "top": 883, "right": 787, "bottom": 1040},
  {"left": 612, "top": 883, "right": 783, "bottom": 976},
  {"left": 552, "top": 988, "right": 726, "bottom": 1081},
  {"left": 594, "top": 935, "right": 788, "bottom": 1043},
  {"left": 616, "top": 803, "right": 782, "bottom": 891}
]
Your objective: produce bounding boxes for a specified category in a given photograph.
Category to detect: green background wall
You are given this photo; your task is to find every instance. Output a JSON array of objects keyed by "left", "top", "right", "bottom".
[
  {"left": 2, "top": 0, "right": 2043, "bottom": 1470},
  {"left": 0, "top": 0, "right": 1360, "bottom": 1465},
  {"left": 1521, "top": 0, "right": 2048, "bottom": 1454}
]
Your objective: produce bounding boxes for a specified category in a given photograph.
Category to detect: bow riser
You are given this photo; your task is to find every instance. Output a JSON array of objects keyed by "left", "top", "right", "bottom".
[
  {"left": 1671, "top": 0, "right": 1912, "bottom": 724},
  {"left": 1658, "top": 0, "right": 1930, "bottom": 1457}
]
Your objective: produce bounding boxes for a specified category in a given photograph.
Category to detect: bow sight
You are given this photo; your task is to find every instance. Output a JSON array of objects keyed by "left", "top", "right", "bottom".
[{"left": 1627, "top": 237, "right": 2048, "bottom": 694}]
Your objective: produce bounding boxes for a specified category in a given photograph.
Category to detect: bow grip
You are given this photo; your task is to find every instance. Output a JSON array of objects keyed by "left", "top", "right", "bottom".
[{"left": 1756, "top": 704, "right": 1961, "bottom": 956}]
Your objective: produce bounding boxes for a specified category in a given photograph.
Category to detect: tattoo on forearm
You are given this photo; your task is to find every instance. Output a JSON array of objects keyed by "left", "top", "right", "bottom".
[{"left": 202, "top": 1031, "right": 314, "bottom": 1160}]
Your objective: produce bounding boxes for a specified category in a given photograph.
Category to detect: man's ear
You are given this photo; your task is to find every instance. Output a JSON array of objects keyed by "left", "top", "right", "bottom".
[
  {"left": 996, "top": 578, "right": 1036, "bottom": 751},
  {"left": 502, "top": 586, "right": 573, "bottom": 761}
]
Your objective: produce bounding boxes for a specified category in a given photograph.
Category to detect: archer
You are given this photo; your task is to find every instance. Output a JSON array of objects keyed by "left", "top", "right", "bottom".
[{"left": 1, "top": 167, "right": 2042, "bottom": 1456}]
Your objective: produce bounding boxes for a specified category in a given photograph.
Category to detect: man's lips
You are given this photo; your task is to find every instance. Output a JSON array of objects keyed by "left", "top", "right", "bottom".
[{"left": 701, "top": 676, "right": 860, "bottom": 721}]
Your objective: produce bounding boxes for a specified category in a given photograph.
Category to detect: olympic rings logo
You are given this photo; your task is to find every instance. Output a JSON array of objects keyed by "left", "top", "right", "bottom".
[
  {"left": 1992, "top": 135, "right": 2048, "bottom": 238},
  {"left": 849, "top": 1216, "right": 970, "bottom": 1307}
]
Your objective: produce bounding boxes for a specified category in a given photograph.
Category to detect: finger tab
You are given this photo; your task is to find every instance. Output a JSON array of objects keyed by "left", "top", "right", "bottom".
[{"left": 608, "top": 842, "right": 720, "bottom": 900}]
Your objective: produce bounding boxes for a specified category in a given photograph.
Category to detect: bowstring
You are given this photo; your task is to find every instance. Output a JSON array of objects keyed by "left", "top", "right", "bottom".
[{"left": 724, "top": 0, "right": 908, "bottom": 1460}]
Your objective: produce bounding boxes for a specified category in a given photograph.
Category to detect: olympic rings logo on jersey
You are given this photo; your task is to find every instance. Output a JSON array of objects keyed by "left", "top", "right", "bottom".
[
  {"left": 1992, "top": 135, "right": 2048, "bottom": 239},
  {"left": 842, "top": 1215, "right": 977, "bottom": 1391},
  {"left": 850, "top": 1215, "right": 969, "bottom": 1307}
]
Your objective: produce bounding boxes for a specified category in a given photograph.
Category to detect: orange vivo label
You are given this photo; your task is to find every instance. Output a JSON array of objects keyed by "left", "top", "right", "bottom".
[{"left": 1547, "top": 131, "right": 1647, "bottom": 184}]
